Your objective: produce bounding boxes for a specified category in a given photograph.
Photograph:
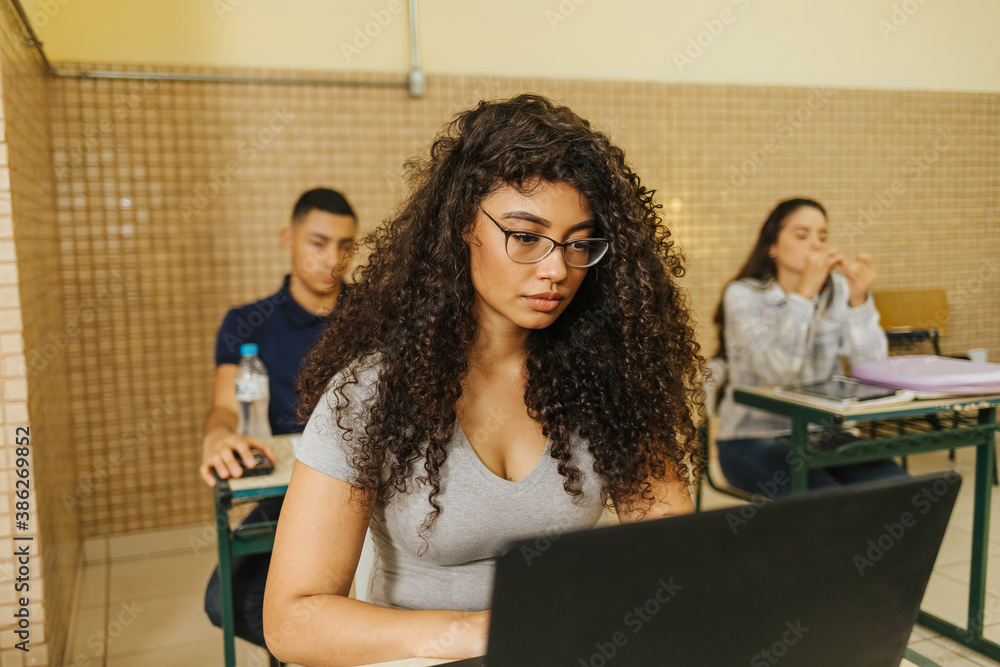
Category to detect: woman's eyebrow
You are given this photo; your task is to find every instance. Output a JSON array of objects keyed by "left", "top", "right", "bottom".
[{"left": 502, "top": 210, "right": 596, "bottom": 232}]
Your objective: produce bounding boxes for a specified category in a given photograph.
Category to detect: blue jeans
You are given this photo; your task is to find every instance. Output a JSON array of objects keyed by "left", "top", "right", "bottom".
[
  {"left": 204, "top": 497, "right": 283, "bottom": 647},
  {"left": 716, "top": 437, "right": 908, "bottom": 498}
]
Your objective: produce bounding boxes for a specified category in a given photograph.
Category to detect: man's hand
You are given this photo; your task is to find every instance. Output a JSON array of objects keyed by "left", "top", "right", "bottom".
[
  {"left": 200, "top": 428, "right": 276, "bottom": 486},
  {"left": 839, "top": 253, "right": 877, "bottom": 307},
  {"left": 793, "top": 245, "right": 842, "bottom": 300}
]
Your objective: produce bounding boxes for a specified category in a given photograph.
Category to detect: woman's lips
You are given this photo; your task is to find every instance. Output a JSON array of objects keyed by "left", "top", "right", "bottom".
[{"left": 524, "top": 294, "right": 563, "bottom": 313}]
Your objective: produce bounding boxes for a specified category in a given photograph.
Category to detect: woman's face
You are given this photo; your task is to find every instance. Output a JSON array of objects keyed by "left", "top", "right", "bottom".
[
  {"left": 769, "top": 206, "right": 828, "bottom": 275},
  {"left": 469, "top": 180, "right": 596, "bottom": 333}
]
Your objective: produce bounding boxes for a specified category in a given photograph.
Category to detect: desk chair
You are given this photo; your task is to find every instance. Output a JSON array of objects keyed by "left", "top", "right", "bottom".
[
  {"left": 872, "top": 289, "right": 943, "bottom": 469},
  {"left": 213, "top": 487, "right": 285, "bottom": 667},
  {"left": 868, "top": 288, "right": 994, "bottom": 478},
  {"left": 694, "top": 357, "right": 767, "bottom": 511},
  {"left": 873, "top": 289, "right": 947, "bottom": 356}
]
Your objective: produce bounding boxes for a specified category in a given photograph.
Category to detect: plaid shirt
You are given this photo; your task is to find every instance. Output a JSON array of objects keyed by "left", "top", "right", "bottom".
[{"left": 717, "top": 272, "right": 888, "bottom": 440}]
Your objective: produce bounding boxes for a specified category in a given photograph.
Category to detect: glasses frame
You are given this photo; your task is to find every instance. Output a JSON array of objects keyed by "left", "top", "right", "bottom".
[{"left": 476, "top": 204, "right": 609, "bottom": 269}]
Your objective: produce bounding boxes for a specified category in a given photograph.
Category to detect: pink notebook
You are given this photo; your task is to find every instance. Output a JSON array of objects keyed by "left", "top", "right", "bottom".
[{"left": 853, "top": 355, "right": 1000, "bottom": 394}]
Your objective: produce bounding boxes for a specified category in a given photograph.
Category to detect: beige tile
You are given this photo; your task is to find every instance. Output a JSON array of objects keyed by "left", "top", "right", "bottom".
[
  {"left": 76, "top": 562, "right": 108, "bottom": 608},
  {"left": 930, "top": 526, "right": 1000, "bottom": 571},
  {"left": 22, "top": 644, "right": 46, "bottom": 666},
  {"left": 108, "top": 525, "right": 215, "bottom": 559},
  {"left": 104, "top": 590, "right": 218, "bottom": 655},
  {"left": 104, "top": 636, "right": 271, "bottom": 667},
  {"left": 83, "top": 536, "right": 109, "bottom": 563},
  {"left": 905, "top": 638, "right": 986, "bottom": 666},
  {"left": 0, "top": 649, "right": 24, "bottom": 667},
  {"left": 65, "top": 602, "right": 107, "bottom": 663},
  {"left": 921, "top": 575, "right": 972, "bottom": 627},
  {"left": 108, "top": 549, "right": 217, "bottom": 602},
  {"left": 105, "top": 637, "right": 223, "bottom": 667}
]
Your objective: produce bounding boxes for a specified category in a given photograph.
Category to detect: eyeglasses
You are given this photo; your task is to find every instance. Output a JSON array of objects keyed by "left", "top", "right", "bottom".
[{"left": 476, "top": 205, "right": 609, "bottom": 269}]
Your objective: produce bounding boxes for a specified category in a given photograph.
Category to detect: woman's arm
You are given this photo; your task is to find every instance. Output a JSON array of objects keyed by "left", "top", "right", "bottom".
[
  {"left": 263, "top": 461, "right": 489, "bottom": 667},
  {"left": 724, "top": 283, "right": 816, "bottom": 385},
  {"left": 837, "top": 257, "right": 889, "bottom": 365}
]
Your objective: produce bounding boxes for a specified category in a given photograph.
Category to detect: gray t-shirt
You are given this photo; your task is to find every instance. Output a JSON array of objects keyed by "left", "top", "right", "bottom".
[{"left": 296, "top": 361, "right": 607, "bottom": 611}]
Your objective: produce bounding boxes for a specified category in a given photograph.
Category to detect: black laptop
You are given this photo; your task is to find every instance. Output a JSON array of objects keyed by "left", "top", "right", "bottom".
[{"left": 444, "top": 472, "right": 959, "bottom": 666}]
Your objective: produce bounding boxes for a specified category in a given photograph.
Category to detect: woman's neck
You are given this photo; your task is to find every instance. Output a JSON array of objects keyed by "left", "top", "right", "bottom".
[
  {"left": 468, "top": 308, "right": 529, "bottom": 373},
  {"left": 775, "top": 268, "right": 800, "bottom": 297}
]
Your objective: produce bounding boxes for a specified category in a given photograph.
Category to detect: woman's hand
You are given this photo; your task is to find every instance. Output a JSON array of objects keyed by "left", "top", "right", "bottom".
[
  {"left": 793, "top": 245, "right": 842, "bottom": 300},
  {"left": 839, "top": 253, "right": 877, "bottom": 307},
  {"left": 416, "top": 609, "right": 491, "bottom": 660}
]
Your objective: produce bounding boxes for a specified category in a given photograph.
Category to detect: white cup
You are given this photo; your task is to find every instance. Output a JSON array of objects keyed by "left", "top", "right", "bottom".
[{"left": 968, "top": 348, "right": 988, "bottom": 364}]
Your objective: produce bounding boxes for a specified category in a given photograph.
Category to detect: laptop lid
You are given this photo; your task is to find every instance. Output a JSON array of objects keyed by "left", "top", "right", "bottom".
[{"left": 472, "top": 472, "right": 958, "bottom": 667}]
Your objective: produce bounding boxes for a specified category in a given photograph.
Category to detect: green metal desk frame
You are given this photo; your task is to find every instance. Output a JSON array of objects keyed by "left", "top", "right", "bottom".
[
  {"left": 734, "top": 389, "right": 1000, "bottom": 664},
  {"left": 213, "top": 477, "right": 289, "bottom": 667}
]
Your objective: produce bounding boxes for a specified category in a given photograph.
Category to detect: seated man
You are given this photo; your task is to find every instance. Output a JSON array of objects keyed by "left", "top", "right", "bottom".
[{"left": 201, "top": 187, "right": 358, "bottom": 648}]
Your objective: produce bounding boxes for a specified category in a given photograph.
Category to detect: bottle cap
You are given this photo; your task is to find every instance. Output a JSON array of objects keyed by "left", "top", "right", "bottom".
[{"left": 240, "top": 343, "right": 259, "bottom": 357}]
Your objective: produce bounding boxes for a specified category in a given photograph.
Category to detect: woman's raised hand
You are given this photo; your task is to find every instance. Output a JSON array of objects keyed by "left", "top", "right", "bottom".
[
  {"left": 793, "top": 245, "right": 842, "bottom": 300},
  {"left": 839, "top": 253, "right": 877, "bottom": 307}
]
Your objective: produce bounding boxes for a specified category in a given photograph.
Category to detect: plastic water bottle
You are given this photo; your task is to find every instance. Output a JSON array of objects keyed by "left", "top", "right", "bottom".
[{"left": 235, "top": 343, "right": 272, "bottom": 442}]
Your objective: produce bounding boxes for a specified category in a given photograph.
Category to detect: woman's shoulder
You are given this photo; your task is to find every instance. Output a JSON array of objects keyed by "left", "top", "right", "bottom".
[
  {"left": 315, "top": 353, "right": 384, "bottom": 408},
  {"left": 726, "top": 277, "right": 769, "bottom": 292},
  {"left": 724, "top": 277, "right": 776, "bottom": 304}
]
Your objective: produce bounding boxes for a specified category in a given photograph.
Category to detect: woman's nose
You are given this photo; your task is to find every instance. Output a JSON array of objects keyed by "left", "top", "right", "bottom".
[{"left": 535, "top": 247, "right": 569, "bottom": 282}]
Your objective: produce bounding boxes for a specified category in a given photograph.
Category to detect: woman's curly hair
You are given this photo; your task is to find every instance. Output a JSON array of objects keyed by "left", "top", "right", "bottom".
[{"left": 298, "top": 93, "right": 705, "bottom": 533}]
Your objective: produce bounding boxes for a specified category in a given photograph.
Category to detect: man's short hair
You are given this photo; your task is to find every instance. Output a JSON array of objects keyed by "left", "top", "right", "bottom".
[{"left": 292, "top": 188, "right": 357, "bottom": 224}]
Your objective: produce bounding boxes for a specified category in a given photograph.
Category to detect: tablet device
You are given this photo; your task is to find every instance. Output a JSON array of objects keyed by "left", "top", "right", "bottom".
[{"left": 782, "top": 376, "right": 899, "bottom": 403}]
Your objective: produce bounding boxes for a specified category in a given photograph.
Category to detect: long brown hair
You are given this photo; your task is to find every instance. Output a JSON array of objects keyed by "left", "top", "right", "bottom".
[
  {"left": 297, "top": 94, "right": 705, "bottom": 533},
  {"left": 713, "top": 198, "right": 828, "bottom": 360}
]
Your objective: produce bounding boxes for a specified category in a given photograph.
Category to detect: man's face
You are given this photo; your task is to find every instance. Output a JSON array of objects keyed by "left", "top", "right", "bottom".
[{"left": 283, "top": 209, "right": 357, "bottom": 297}]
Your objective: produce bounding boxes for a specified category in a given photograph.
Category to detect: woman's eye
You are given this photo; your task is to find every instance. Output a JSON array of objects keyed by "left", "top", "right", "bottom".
[{"left": 511, "top": 233, "right": 540, "bottom": 246}]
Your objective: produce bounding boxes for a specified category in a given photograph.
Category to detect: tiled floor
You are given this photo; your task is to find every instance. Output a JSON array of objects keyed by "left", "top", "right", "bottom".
[{"left": 66, "top": 448, "right": 1000, "bottom": 666}]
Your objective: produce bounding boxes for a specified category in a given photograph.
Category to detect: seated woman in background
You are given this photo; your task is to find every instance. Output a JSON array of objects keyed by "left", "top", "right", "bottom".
[
  {"left": 713, "top": 198, "right": 907, "bottom": 497},
  {"left": 262, "top": 94, "right": 705, "bottom": 666}
]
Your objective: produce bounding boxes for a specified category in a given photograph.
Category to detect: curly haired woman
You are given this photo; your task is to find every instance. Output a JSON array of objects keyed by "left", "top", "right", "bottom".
[{"left": 263, "top": 94, "right": 704, "bottom": 666}]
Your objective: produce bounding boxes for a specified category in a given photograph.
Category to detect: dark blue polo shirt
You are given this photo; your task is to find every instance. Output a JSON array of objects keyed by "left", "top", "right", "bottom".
[{"left": 214, "top": 275, "right": 349, "bottom": 435}]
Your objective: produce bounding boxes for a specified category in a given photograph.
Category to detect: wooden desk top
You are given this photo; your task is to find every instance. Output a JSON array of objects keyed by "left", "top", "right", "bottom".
[
  {"left": 734, "top": 385, "right": 1000, "bottom": 425},
  {"left": 224, "top": 434, "right": 298, "bottom": 500},
  {"left": 356, "top": 660, "right": 920, "bottom": 667}
]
